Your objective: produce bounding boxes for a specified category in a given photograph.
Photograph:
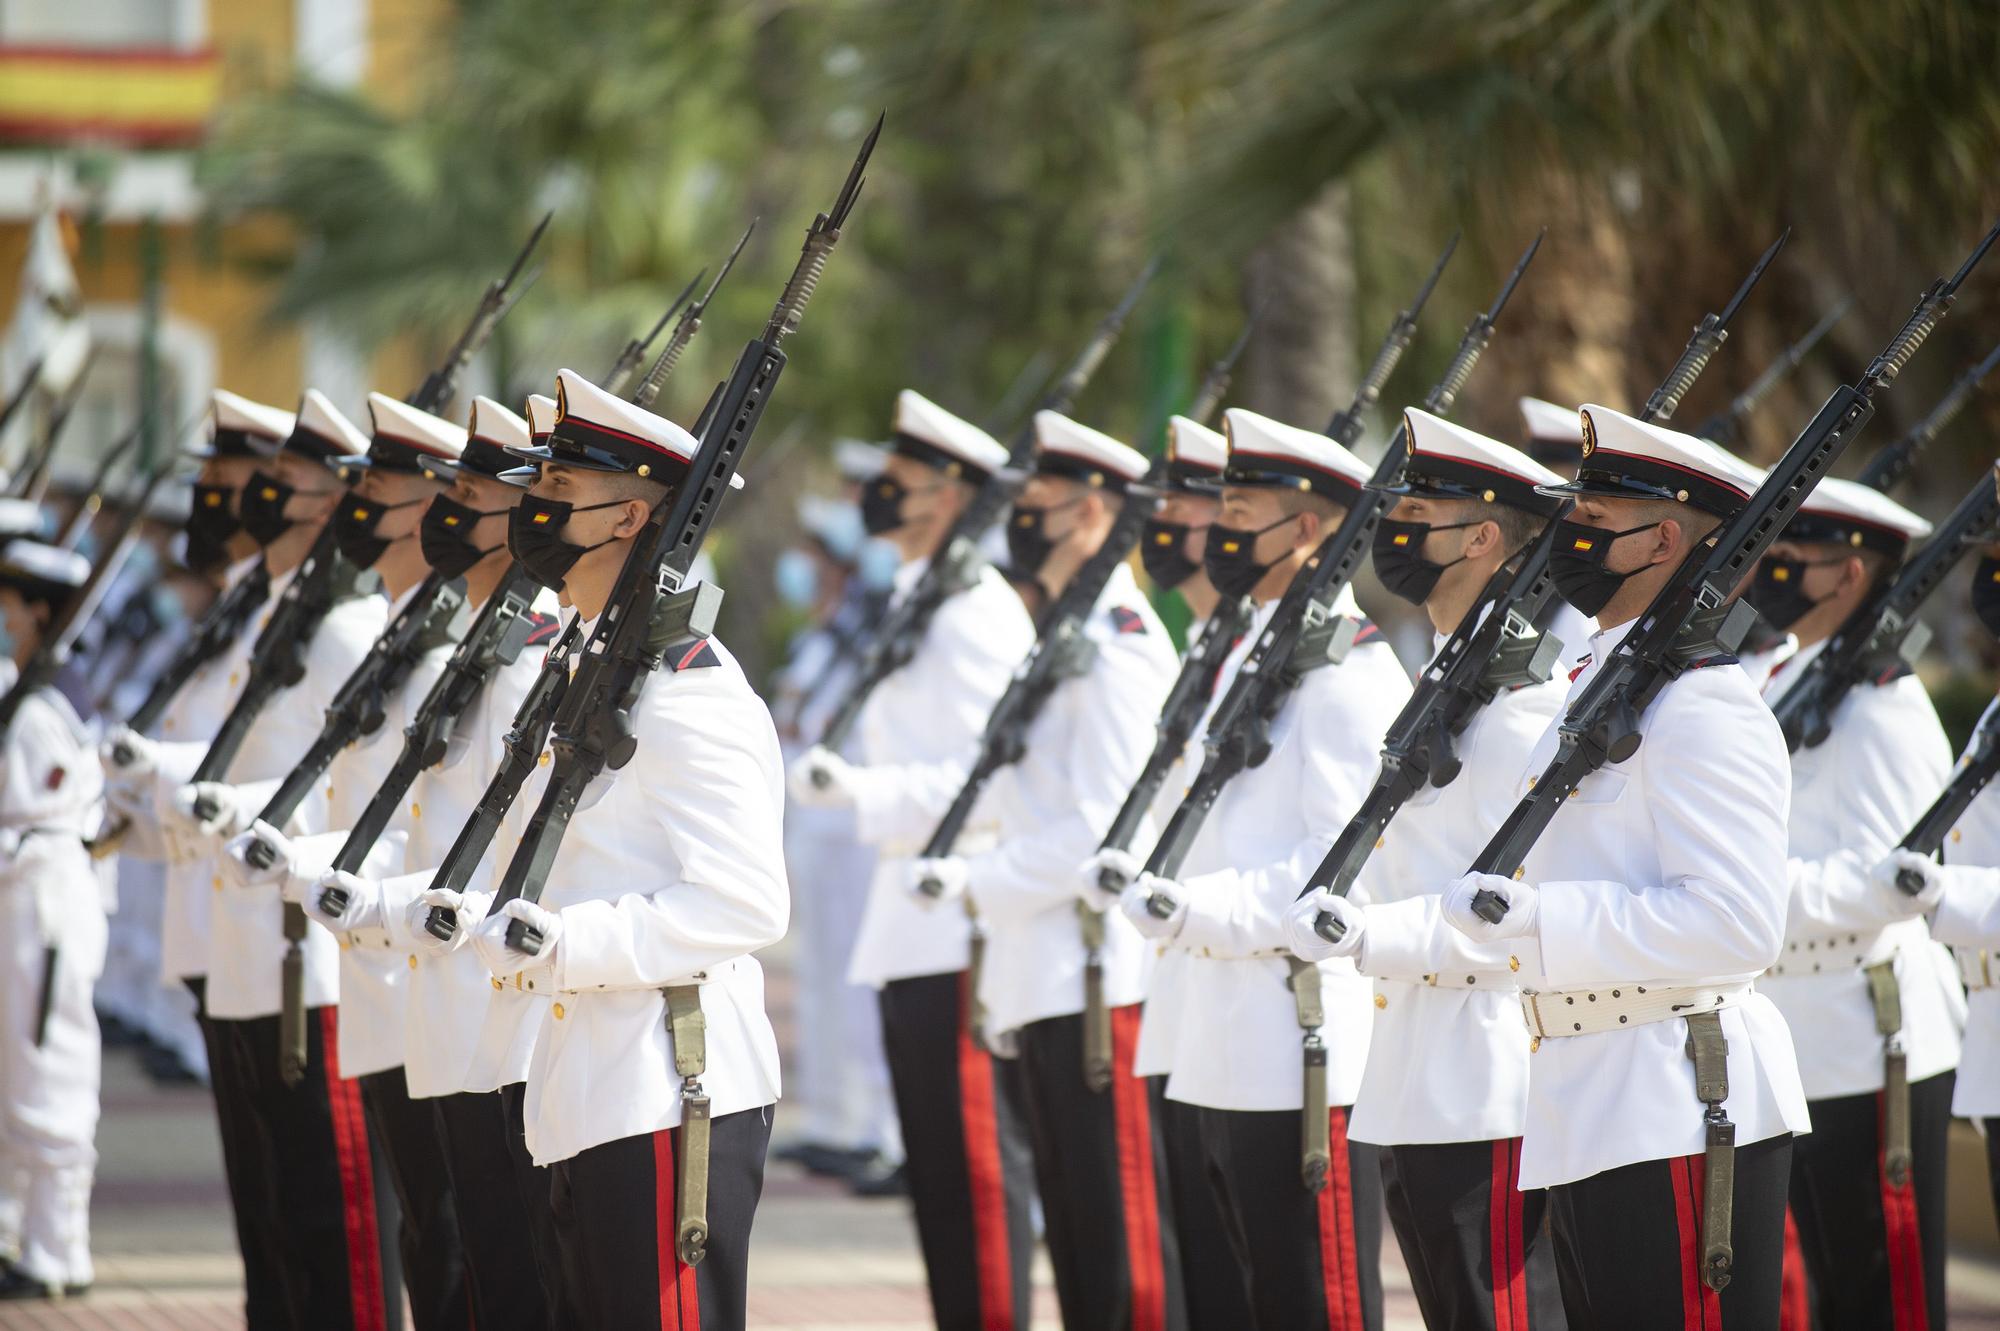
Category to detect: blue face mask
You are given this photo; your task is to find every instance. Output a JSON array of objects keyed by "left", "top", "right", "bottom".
[
  {"left": 857, "top": 538, "right": 899, "bottom": 591},
  {"left": 774, "top": 548, "right": 819, "bottom": 608}
]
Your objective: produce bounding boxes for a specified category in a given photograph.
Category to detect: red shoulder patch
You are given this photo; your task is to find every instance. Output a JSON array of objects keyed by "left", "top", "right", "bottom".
[
  {"left": 1349, "top": 616, "right": 1381, "bottom": 646},
  {"left": 1108, "top": 606, "right": 1148, "bottom": 636},
  {"left": 666, "top": 639, "right": 721, "bottom": 672},
  {"left": 523, "top": 612, "right": 561, "bottom": 647},
  {"left": 45, "top": 765, "right": 65, "bottom": 791}
]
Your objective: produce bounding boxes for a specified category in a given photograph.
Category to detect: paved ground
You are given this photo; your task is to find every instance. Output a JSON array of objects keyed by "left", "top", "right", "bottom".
[{"left": 11, "top": 963, "right": 2000, "bottom": 1327}]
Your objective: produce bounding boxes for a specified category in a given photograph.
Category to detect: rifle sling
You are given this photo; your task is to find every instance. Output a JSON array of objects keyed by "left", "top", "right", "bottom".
[
  {"left": 1864, "top": 959, "right": 1914, "bottom": 1189},
  {"left": 1683, "top": 1010, "right": 1735, "bottom": 1292},
  {"left": 1289, "top": 957, "right": 1332, "bottom": 1193},
  {"left": 1078, "top": 903, "right": 1112, "bottom": 1093}
]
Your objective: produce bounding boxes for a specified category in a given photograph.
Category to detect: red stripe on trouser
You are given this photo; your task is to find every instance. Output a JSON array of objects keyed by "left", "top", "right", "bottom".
[
  {"left": 1668, "top": 1154, "right": 1722, "bottom": 1330},
  {"left": 1779, "top": 1208, "right": 1809, "bottom": 1331},
  {"left": 319, "top": 1008, "right": 385, "bottom": 1331},
  {"left": 653, "top": 1128, "right": 702, "bottom": 1330},
  {"left": 1315, "top": 1107, "right": 1364, "bottom": 1330},
  {"left": 955, "top": 973, "right": 1016, "bottom": 1331},
  {"left": 1107, "top": 1005, "right": 1166, "bottom": 1331},
  {"left": 1876, "top": 1093, "right": 1929, "bottom": 1330},
  {"left": 1488, "top": 1138, "right": 1529, "bottom": 1329}
]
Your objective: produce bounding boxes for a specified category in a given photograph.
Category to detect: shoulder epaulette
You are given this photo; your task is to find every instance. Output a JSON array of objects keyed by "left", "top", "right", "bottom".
[
  {"left": 664, "top": 638, "right": 721, "bottom": 672},
  {"left": 522, "top": 612, "right": 561, "bottom": 648},
  {"left": 1107, "top": 605, "right": 1148, "bottom": 637}
]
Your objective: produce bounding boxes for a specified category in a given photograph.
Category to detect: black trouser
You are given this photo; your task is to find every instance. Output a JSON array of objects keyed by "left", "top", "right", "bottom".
[
  {"left": 878, "top": 971, "right": 1037, "bottom": 1330},
  {"left": 1381, "top": 1138, "right": 1565, "bottom": 1331},
  {"left": 215, "top": 1006, "right": 401, "bottom": 1331},
  {"left": 1789, "top": 1071, "right": 1952, "bottom": 1331},
  {"left": 500, "top": 1079, "right": 578, "bottom": 1329},
  {"left": 1192, "top": 1102, "right": 1384, "bottom": 1331},
  {"left": 1156, "top": 1095, "right": 1254, "bottom": 1327},
  {"left": 435, "top": 1089, "right": 554, "bottom": 1331},
  {"left": 1548, "top": 1134, "right": 1792, "bottom": 1331},
  {"left": 1015, "top": 1007, "right": 1186, "bottom": 1331},
  {"left": 186, "top": 976, "right": 289, "bottom": 1329},
  {"left": 358, "top": 1068, "right": 468, "bottom": 1330},
  {"left": 546, "top": 1106, "right": 773, "bottom": 1331}
]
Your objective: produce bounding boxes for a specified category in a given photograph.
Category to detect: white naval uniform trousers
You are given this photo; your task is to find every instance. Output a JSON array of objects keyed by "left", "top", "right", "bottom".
[{"left": 0, "top": 683, "right": 106, "bottom": 1289}]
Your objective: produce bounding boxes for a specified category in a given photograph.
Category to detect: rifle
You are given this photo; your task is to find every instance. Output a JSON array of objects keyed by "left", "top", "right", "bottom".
[
  {"left": 310, "top": 319, "right": 709, "bottom": 919},
  {"left": 1305, "top": 234, "right": 1788, "bottom": 929},
  {"left": 406, "top": 212, "right": 551, "bottom": 415},
  {"left": 422, "top": 123, "right": 881, "bottom": 993},
  {"left": 1126, "top": 231, "right": 1544, "bottom": 902},
  {"left": 1856, "top": 342, "right": 2000, "bottom": 493},
  {"left": 1696, "top": 295, "right": 1850, "bottom": 449},
  {"left": 9, "top": 354, "right": 96, "bottom": 504},
  {"left": 631, "top": 222, "right": 756, "bottom": 411},
  {"left": 1768, "top": 472, "right": 1999, "bottom": 753},
  {"left": 1892, "top": 703, "right": 2000, "bottom": 891},
  {"left": 1091, "top": 236, "right": 1460, "bottom": 873},
  {"left": 599, "top": 278, "right": 701, "bottom": 400},
  {"left": 810, "top": 260, "right": 1160, "bottom": 762},
  {"left": 0, "top": 448, "right": 176, "bottom": 741},
  {"left": 55, "top": 421, "right": 144, "bottom": 550},
  {"left": 0, "top": 356, "right": 45, "bottom": 467},
  {"left": 904, "top": 316, "right": 1258, "bottom": 1088},
  {"left": 1466, "top": 218, "right": 2000, "bottom": 926}
]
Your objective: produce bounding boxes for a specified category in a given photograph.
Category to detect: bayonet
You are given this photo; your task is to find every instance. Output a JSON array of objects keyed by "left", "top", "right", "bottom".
[
  {"left": 600, "top": 276, "right": 702, "bottom": 398},
  {"left": 1325, "top": 233, "right": 1456, "bottom": 446},
  {"left": 1697, "top": 295, "right": 1850, "bottom": 449},
  {"left": 632, "top": 221, "right": 755, "bottom": 409}
]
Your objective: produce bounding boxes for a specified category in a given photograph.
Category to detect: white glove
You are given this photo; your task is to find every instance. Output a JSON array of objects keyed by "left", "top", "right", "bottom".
[
  {"left": 787, "top": 745, "right": 859, "bottom": 808},
  {"left": 1285, "top": 889, "right": 1365, "bottom": 962},
  {"left": 1120, "top": 873, "right": 1187, "bottom": 941},
  {"left": 1871, "top": 850, "right": 1945, "bottom": 913},
  {"left": 906, "top": 857, "right": 968, "bottom": 907},
  {"left": 472, "top": 899, "right": 563, "bottom": 980},
  {"left": 1078, "top": 848, "right": 1143, "bottom": 905},
  {"left": 221, "top": 820, "right": 294, "bottom": 892},
  {"left": 1443, "top": 872, "right": 1540, "bottom": 943},
  {"left": 410, "top": 887, "right": 490, "bottom": 957},
  {"left": 100, "top": 726, "right": 159, "bottom": 779},
  {"left": 172, "top": 782, "right": 249, "bottom": 840},
  {"left": 307, "top": 869, "right": 386, "bottom": 934},
  {"left": 103, "top": 776, "right": 153, "bottom": 820}
]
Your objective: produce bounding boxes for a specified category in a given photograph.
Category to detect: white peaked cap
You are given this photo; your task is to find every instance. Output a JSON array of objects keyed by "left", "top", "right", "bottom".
[
  {"left": 469, "top": 396, "right": 531, "bottom": 451},
  {"left": 525, "top": 394, "right": 558, "bottom": 439},
  {"left": 1220, "top": 407, "right": 1370, "bottom": 498},
  {"left": 1519, "top": 396, "right": 1585, "bottom": 445},
  {"left": 0, "top": 538, "right": 89, "bottom": 592},
  {"left": 1555, "top": 404, "right": 1762, "bottom": 517},
  {"left": 892, "top": 390, "right": 1008, "bottom": 480},
  {"left": 1792, "top": 476, "right": 1932, "bottom": 555},
  {"left": 212, "top": 389, "right": 295, "bottom": 442},
  {"left": 1397, "top": 408, "right": 1567, "bottom": 515},
  {"left": 1165, "top": 416, "right": 1227, "bottom": 480},
  {"left": 289, "top": 388, "right": 370, "bottom": 464},
  {"left": 834, "top": 438, "right": 889, "bottom": 482},
  {"left": 546, "top": 368, "right": 740, "bottom": 489},
  {"left": 367, "top": 392, "right": 469, "bottom": 460},
  {"left": 1032, "top": 411, "right": 1148, "bottom": 492}
]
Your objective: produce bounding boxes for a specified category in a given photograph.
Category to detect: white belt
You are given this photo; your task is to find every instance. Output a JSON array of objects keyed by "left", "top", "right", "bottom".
[
  {"left": 1522, "top": 982, "right": 1750, "bottom": 1040},
  {"left": 1376, "top": 969, "right": 1521, "bottom": 992},
  {"left": 1960, "top": 948, "right": 1996, "bottom": 993},
  {"left": 1762, "top": 929, "right": 1897, "bottom": 979}
]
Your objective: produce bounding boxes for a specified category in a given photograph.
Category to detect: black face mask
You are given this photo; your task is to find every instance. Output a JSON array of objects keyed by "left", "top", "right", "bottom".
[
  {"left": 860, "top": 476, "right": 909, "bottom": 536},
  {"left": 420, "top": 494, "right": 511, "bottom": 581},
  {"left": 1973, "top": 556, "right": 2000, "bottom": 638},
  {"left": 1139, "top": 518, "right": 1204, "bottom": 591},
  {"left": 1547, "top": 517, "right": 1661, "bottom": 617},
  {"left": 508, "top": 493, "right": 627, "bottom": 591},
  {"left": 1372, "top": 517, "right": 1477, "bottom": 606},
  {"left": 240, "top": 470, "right": 328, "bottom": 547},
  {"left": 1745, "top": 555, "right": 1843, "bottom": 633},
  {"left": 331, "top": 488, "right": 428, "bottom": 569},
  {"left": 1203, "top": 513, "right": 1300, "bottom": 600},
  {"left": 1005, "top": 497, "right": 1084, "bottom": 580},
  {"left": 184, "top": 483, "right": 239, "bottom": 571}
]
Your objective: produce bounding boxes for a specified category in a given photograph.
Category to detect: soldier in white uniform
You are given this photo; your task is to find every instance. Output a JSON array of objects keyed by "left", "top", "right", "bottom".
[
  {"left": 452, "top": 369, "right": 788, "bottom": 1330},
  {"left": 1285, "top": 410, "right": 1571, "bottom": 1329},
  {"left": 1517, "top": 395, "right": 1594, "bottom": 677},
  {"left": 1747, "top": 478, "right": 1958, "bottom": 1329},
  {"left": 0, "top": 536, "right": 103, "bottom": 1301},
  {"left": 907, "top": 411, "right": 1184, "bottom": 1329},
  {"left": 789, "top": 390, "right": 1040, "bottom": 1329},
  {"left": 218, "top": 392, "right": 478, "bottom": 1330},
  {"left": 99, "top": 389, "right": 290, "bottom": 1321},
  {"left": 110, "top": 389, "right": 396, "bottom": 1331},
  {"left": 1100, "top": 409, "right": 1410, "bottom": 1330},
  {"left": 1440, "top": 405, "right": 1809, "bottom": 1327},
  {"left": 1138, "top": 415, "right": 1228, "bottom": 624}
]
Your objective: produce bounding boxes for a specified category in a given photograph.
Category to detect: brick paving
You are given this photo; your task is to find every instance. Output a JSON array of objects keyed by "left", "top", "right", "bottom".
[{"left": 9, "top": 949, "right": 2000, "bottom": 1327}]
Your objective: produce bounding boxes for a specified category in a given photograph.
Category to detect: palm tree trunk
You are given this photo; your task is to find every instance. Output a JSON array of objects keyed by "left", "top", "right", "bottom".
[{"left": 1240, "top": 180, "right": 1355, "bottom": 431}]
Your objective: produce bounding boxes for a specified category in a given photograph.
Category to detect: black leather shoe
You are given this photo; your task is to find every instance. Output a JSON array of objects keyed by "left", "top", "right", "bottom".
[
  {"left": 0, "top": 1266, "right": 90, "bottom": 1300},
  {"left": 848, "top": 1158, "right": 908, "bottom": 1198}
]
